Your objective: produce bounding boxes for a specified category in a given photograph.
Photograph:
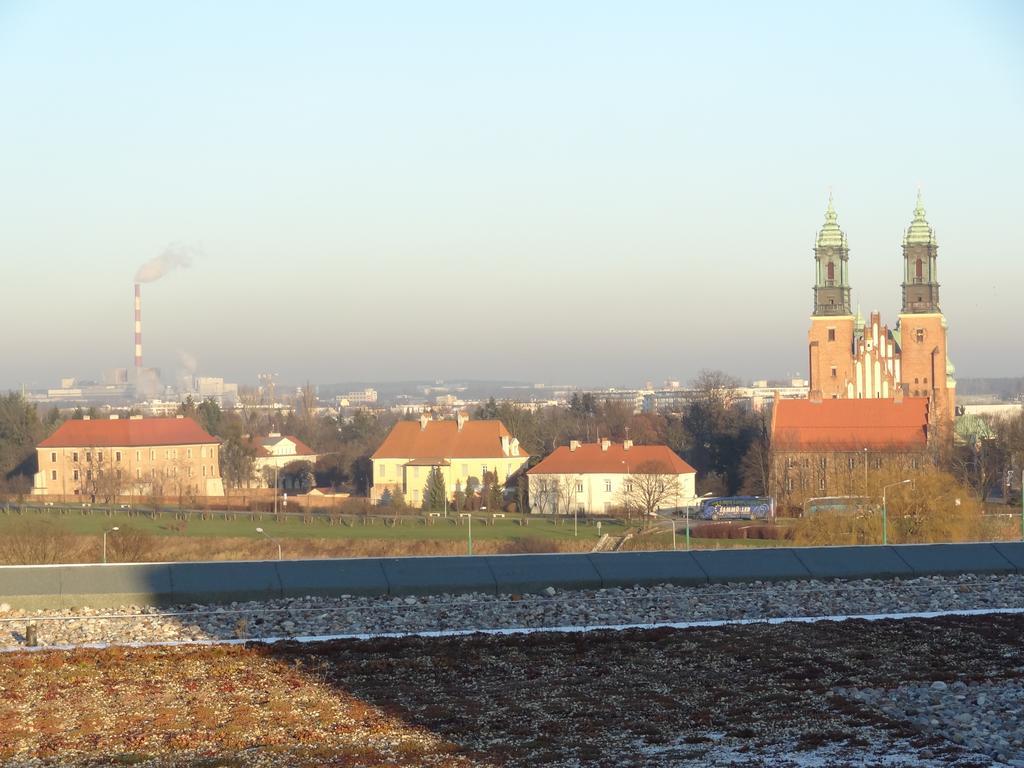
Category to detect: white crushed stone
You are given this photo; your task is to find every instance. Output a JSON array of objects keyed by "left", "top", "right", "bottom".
[{"left": 2, "top": 572, "right": 1023, "bottom": 648}]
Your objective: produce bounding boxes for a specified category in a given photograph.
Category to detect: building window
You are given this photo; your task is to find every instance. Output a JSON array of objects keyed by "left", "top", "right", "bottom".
[
  {"left": 819, "top": 476, "right": 826, "bottom": 491},
  {"left": 482, "top": 465, "right": 489, "bottom": 475},
  {"left": 378, "top": 464, "right": 385, "bottom": 477},
  {"left": 819, "top": 457, "right": 827, "bottom": 471},
  {"left": 187, "top": 448, "right": 192, "bottom": 459},
  {"left": 786, "top": 477, "right": 793, "bottom": 492},
  {"left": 51, "top": 470, "right": 57, "bottom": 480},
  {"left": 72, "top": 452, "right": 79, "bottom": 462},
  {"left": 136, "top": 451, "right": 141, "bottom": 462},
  {"left": 150, "top": 450, "right": 156, "bottom": 461},
  {"left": 848, "top": 457, "right": 855, "bottom": 470},
  {"left": 915, "top": 329, "right": 925, "bottom": 343},
  {"left": 202, "top": 465, "right": 207, "bottom": 477},
  {"left": 187, "top": 466, "right": 193, "bottom": 477},
  {"left": 874, "top": 458, "right": 882, "bottom": 469},
  {"left": 50, "top": 452, "right": 57, "bottom": 463},
  {"left": 576, "top": 482, "right": 584, "bottom": 494},
  {"left": 923, "top": 377, "right": 928, "bottom": 385},
  {"left": 624, "top": 481, "right": 633, "bottom": 493},
  {"left": 200, "top": 447, "right": 206, "bottom": 459},
  {"left": 116, "top": 469, "right": 122, "bottom": 479},
  {"left": 115, "top": 451, "right": 122, "bottom": 462},
  {"left": 911, "top": 458, "right": 920, "bottom": 470},
  {"left": 97, "top": 451, "right": 103, "bottom": 462},
  {"left": 86, "top": 451, "right": 92, "bottom": 462},
  {"left": 73, "top": 469, "right": 80, "bottom": 481},
  {"left": 827, "top": 328, "right": 836, "bottom": 342},
  {"left": 136, "top": 469, "right": 141, "bottom": 479},
  {"left": 830, "top": 366, "right": 837, "bottom": 379},
  {"left": 604, "top": 480, "right": 612, "bottom": 493}
]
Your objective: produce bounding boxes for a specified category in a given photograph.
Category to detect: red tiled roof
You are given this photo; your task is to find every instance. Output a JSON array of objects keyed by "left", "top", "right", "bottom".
[
  {"left": 771, "top": 398, "right": 929, "bottom": 451},
  {"left": 528, "top": 443, "right": 695, "bottom": 475},
  {"left": 254, "top": 435, "right": 317, "bottom": 457},
  {"left": 39, "top": 417, "right": 219, "bottom": 448},
  {"left": 372, "top": 419, "right": 528, "bottom": 460}
]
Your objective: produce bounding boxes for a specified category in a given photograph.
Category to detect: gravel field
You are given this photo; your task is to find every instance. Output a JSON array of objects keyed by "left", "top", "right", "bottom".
[
  {"left": 2, "top": 613, "right": 1024, "bottom": 766},
  {"left": 2, "top": 572, "right": 1024, "bottom": 647}
]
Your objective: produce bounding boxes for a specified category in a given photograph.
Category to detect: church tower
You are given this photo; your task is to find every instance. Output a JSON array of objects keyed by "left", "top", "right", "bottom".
[
  {"left": 808, "top": 194, "right": 856, "bottom": 399},
  {"left": 896, "top": 191, "right": 956, "bottom": 421}
]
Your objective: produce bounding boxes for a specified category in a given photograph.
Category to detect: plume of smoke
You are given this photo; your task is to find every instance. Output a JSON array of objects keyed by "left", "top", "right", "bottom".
[{"left": 134, "top": 243, "right": 196, "bottom": 283}]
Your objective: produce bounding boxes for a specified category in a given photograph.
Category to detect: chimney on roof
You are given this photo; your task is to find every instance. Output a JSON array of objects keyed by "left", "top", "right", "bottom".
[
  {"left": 809, "top": 390, "right": 823, "bottom": 405},
  {"left": 623, "top": 439, "right": 633, "bottom": 451},
  {"left": 569, "top": 440, "right": 581, "bottom": 452},
  {"left": 457, "top": 411, "right": 467, "bottom": 431},
  {"left": 894, "top": 386, "right": 905, "bottom": 404},
  {"left": 420, "top": 413, "right": 430, "bottom": 431},
  {"left": 501, "top": 435, "right": 510, "bottom": 456},
  {"left": 600, "top": 438, "right": 610, "bottom": 451}
]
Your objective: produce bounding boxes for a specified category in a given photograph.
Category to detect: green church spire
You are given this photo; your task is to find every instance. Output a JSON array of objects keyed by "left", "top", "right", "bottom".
[
  {"left": 812, "top": 190, "right": 852, "bottom": 316},
  {"left": 903, "top": 188, "right": 937, "bottom": 246}
]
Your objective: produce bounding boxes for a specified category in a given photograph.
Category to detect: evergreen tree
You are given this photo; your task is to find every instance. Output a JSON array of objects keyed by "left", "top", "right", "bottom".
[{"left": 424, "top": 466, "right": 447, "bottom": 510}]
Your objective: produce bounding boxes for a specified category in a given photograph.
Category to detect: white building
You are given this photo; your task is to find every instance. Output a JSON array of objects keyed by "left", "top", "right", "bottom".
[
  {"left": 250, "top": 433, "right": 319, "bottom": 489},
  {"left": 527, "top": 439, "right": 697, "bottom": 515}
]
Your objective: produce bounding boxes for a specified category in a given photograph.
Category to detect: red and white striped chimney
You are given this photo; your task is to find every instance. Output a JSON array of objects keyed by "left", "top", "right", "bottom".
[{"left": 134, "top": 283, "right": 142, "bottom": 376}]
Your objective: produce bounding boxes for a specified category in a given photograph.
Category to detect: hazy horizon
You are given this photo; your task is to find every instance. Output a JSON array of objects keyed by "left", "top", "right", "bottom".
[{"left": 2, "top": 2, "right": 1023, "bottom": 391}]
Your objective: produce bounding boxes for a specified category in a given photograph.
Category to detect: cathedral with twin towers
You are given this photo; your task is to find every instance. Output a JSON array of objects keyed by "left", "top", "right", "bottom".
[{"left": 807, "top": 191, "right": 956, "bottom": 424}]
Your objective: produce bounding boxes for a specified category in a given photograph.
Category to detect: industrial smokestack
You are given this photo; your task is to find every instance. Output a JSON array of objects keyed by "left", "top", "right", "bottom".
[{"left": 134, "top": 283, "right": 142, "bottom": 376}]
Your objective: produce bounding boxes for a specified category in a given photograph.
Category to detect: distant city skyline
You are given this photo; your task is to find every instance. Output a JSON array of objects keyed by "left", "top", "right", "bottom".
[{"left": 2, "top": 1, "right": 1022, "bottom": 390}]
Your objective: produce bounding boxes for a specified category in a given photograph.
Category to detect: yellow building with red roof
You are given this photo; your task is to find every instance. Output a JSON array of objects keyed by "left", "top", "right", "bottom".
[
  {"left": 33, "top": 415, "right": 223, "bottom": 500},
  {"left": 370, "top": 413, "right": 530, "bottom": 507}
]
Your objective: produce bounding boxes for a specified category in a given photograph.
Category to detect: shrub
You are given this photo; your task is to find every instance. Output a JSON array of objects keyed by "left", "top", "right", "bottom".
[{"left": 0, "top": 520, "right": 80, "bottom": 564}]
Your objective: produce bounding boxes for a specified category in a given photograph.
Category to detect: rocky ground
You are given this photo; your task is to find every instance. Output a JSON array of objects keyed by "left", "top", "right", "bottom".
[
  {"left": 2, "top": 572, "right": 1024, "bottom": 647},
  {"left": 2, "top": 613, "right": 1024, "bottom": 767}
]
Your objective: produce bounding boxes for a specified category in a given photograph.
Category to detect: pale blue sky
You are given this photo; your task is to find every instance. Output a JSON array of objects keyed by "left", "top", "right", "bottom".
[{"left": 1, "top": 1, "right": 1022, "bottom": 389}]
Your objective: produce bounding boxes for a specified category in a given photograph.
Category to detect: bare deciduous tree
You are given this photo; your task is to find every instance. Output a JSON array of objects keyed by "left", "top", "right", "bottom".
[{"left": 621, "top": 460, "right": 681, "bottom": 524}]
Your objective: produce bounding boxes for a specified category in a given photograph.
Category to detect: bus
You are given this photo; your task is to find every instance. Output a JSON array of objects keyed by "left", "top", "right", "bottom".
[
  {"left": 803, "top": 496, "right": 876, "bottom": 518},
  {"left": 697, "top": 496, "right": 775, "bottom": 521}
]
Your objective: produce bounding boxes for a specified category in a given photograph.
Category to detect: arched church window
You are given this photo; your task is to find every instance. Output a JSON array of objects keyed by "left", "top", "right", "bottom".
[{"left": 915, "top": 258, "right": 923, "bottom": 279}]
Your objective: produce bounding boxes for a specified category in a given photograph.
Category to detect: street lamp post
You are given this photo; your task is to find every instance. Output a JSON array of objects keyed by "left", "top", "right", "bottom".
[
  {"left": 256, "top": 527, "right": 282, "bottom": 560},
  {"left": 471, "top": 507, "right": 481, "bottom": 555},
  {"left": 102, "top": 526, "right": 119, "bottom": 564},
  {"left": 272, "top": 464, "right": 280, "bottom": 516},
  {"left": 881, "top": 479, "right": 912, "bottom": 546}
]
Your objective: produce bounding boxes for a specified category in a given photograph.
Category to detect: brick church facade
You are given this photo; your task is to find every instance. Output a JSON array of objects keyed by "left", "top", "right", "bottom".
[{"left": 807, "top": 192, "right": 956, "bottom": 422}]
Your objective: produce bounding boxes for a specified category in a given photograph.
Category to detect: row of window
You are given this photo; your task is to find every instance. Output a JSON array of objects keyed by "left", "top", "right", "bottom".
[
  {"left": 49, "top": 447, "right": 216, "bottom": 463},
  {"left": 377, "top": 463, "right": 511, "bottom": 479},
  {"left": 51, "top": 464, "right": 216, "bottom": 482}
]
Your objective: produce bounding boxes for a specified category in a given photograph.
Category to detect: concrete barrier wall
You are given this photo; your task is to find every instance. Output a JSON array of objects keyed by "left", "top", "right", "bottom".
[{"left": 1, "top": 542, "right": 1022, "bottom": 610}]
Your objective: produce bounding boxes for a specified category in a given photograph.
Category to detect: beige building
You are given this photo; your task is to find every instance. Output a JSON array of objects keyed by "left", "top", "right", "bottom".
[
  {"left": 527, "top": 440, "right": 697, "bottom": 515},
  {"left": 370, "top": 413, "right": 530, "bottom": 507},
  {"left": 33, "top": 415, "right": 224, "bottom": 499}
]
